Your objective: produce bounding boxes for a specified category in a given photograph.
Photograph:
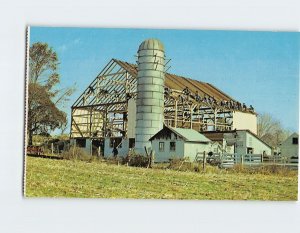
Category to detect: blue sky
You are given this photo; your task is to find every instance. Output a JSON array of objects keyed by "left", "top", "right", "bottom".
[{"left": 29, "top": 27, "right": 299, "bottom": 133}]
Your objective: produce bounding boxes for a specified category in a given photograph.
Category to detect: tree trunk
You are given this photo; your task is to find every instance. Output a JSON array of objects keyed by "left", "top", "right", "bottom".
[{"left": 28, "top": 130, "right": 33, "bottom": 146}]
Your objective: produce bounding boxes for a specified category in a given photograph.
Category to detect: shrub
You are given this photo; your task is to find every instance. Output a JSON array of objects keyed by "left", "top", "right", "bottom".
[
  {"left": 61, "top": 146, "right": 91, "bottom": 161},
  {"left": 127, "top": 154, "right": 149, "bottom": 167}
]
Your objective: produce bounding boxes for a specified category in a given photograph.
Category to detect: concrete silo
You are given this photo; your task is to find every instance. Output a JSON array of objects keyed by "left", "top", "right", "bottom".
[{"left": 135, "top": 39, "right": 165, "bottom": 154}]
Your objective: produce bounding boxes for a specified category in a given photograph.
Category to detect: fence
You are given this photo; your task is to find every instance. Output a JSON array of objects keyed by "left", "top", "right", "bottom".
[{"left": 219, "top": 153, "right": 298, "bottom": 169}]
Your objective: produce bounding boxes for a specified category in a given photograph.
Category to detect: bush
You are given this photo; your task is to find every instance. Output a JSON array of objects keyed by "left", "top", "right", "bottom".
[
  {"left": 127, "top": 154, "right": 149, "bottom": 167},
  {"left": 123, "top": 150, "right": 151, "bottom": 168},
  {"left": 61, "top": 146, "right": 92, "bottom": 161}
]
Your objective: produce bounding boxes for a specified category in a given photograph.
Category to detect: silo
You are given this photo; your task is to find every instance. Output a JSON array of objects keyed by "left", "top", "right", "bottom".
[{"left": 135, "top": 39, "right": 165, "bottom": 154}]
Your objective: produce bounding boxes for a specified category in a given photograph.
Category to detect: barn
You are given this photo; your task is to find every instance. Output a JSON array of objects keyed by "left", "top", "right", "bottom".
[
  {"left": 70, "top": 38, "right": 258, "bottom": 157},
  {"left": 149, "top": 125, "right": 211, "bottom": 162}
]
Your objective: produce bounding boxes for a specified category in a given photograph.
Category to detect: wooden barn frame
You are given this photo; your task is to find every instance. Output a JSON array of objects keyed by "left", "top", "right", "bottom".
[{"left": 70, "top": 59, "right": 256, "bottom": 140}]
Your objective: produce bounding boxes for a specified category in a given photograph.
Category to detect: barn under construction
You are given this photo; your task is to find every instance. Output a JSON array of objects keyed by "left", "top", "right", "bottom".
[{"left": 70, "top": 39, "right": 257, "bottom": 157}]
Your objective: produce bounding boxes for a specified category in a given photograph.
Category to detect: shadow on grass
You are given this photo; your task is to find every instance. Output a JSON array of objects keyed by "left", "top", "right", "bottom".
[{"left": 26, "top": 154, "right": 63, "bottom": 160}]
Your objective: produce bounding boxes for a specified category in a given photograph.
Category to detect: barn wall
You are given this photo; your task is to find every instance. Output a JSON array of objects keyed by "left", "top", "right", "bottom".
[
  {"left": 234, "top": 131, "right": 247, "bottom": 155},
  {"left": 127, "top": 99, "right": 136, "bottom": 138},
  {"left": 183, "top": 142, "right": 211, "bottom": 161},
  {"left": 232, "top": 112, "right": 257, "bottom": 135},
  {"left": 151, "top": 139, "right": 184, "bottom": 162},
  {"left": 280, "top": 133, "right": 299, "bottom": 157},
  {"left": 71, "top": 109, "right": 103, "bottom": 138},
  {"left": 104, "top": 138, "right": 130, "bottom": 157},
  {"left": 224, "top": 131, "right": 271, "bottom": 156},
  {"left": 245, "top": 131, "right": 271, "bottom": 155}
]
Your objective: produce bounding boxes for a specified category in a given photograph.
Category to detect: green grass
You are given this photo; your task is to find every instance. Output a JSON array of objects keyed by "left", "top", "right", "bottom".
[{"left": 25, "top": 156, "right": 298, "bottom": 200}]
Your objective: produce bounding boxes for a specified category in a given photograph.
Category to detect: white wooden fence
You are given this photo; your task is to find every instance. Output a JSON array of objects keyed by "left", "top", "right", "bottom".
[
  {"left": 220, "top": 153, "right": 298, "bottom": 169},
  {"left": 194, "top": 152, "right": 298, "bottom": 169}
]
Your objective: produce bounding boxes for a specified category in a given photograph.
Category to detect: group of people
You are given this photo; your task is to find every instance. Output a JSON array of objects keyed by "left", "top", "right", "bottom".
[
  {"left": 165, "top": 86, "right": 255, "bottom": 113},
  {"left": 194, "top": 89, "right": 254, "bottom": 112}
]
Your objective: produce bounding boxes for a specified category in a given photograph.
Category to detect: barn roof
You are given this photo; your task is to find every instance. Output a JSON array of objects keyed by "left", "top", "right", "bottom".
[
  {"left": 170, "top": 127, "right": 211, "bottom": 142},
  {"left": 202, "top": 131, "right": 226, "bottom": 143},
  {"left": 149, "top": 125, "right": 211, "bottom": 143},
  {"left": 203, "top": 129, "right": 272, "bottom": 149},
  {"left": 114, "top": 59, "right": 234, "bottom": 101}
]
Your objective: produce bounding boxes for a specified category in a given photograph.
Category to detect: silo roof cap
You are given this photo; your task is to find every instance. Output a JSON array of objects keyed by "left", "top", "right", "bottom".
[{"left": 138, "top": 38, "right": 164, "bottom": 51}]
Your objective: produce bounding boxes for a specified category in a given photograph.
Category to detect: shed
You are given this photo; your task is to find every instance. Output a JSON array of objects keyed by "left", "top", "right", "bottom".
[
  {"left": 279, "top": 132, "right": 298, "bottom": 158},
  {"left": 149, "top": 126, "right": 211, "bottom": 162},
  {"left": 203, "top": 129, "right": 272, "bottom": 156}
]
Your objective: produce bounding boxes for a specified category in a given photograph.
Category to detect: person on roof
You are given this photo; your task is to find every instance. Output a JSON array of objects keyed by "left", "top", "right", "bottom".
[
  {"left": 195, "top": 91, "right": 201, "bottom": 102},
  {"left": 88, "top": 86, "right": 95, "bottom": 94},
  {"left": 183, "top": 86, "right": 190, "bottom": 96}
]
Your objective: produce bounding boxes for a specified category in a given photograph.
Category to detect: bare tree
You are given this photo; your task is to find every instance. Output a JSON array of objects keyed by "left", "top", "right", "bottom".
[{"left": 257, "top": 113, "right": 290, "bottom": 147}]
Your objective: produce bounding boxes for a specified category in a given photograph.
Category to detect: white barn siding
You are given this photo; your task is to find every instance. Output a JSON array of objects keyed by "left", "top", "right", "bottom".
[
  {"left": 280, "top": 133, "right": 298, "bottom": 157},
  {"left": 246, "top": 132, "right": 271, "bottom": 155},
  {"left": 224, "top": 130, "right": 271, "bottom": 156},
  {"left": 232, "top": 112, "right": 257, "bottom": 135},
  {"left": 104, "top": 138, "right": 130, "bottom": 157},
  {"left": 152, "top": 139, "right": 184, "bottom": 162},
  {"left": 127, "top": 99, "right": 136, "bottom": 138},
  {"left": 183, "top": 142, "right": 210, "bottom": 161}
]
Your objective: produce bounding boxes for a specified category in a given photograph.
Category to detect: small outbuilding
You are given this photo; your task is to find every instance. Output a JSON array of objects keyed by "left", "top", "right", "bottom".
[
  {"left": 279, "top": 132, "right": 298, "bottom": 158},
  {"left": 149, "top": 126, "right": 211, "bottom": 162},
  {"left": 203, "top": 129, "right": 272, "bottom": 157}
]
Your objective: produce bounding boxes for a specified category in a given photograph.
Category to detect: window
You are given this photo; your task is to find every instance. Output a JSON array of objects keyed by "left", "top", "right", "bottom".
[
  {"left": 170, "top": 142, "right": 176, "bottom": 151},
  {"left": 247, "top": 147, "right": 253, "bottom": 154},
  {"left": 292, "top": 137, "right": 298, "bottom": 145},
  {"left": 159, "top": 142, "right": 165, "bottom": 152}
]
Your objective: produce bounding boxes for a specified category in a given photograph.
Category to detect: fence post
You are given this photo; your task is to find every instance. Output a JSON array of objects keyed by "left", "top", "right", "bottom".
[
  {"left": 202, "top": 151, "right": 206, "bottom": 172},
  {"left": 51, "top": 143, "right": 54, "bottom": 156},
  {"left": 241, "top": 154, "right": 244, "bottom": 166}
]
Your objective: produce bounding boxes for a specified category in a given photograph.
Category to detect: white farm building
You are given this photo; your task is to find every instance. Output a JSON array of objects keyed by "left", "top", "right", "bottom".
[
  {"left": 203, "top": 129, "right": 272, "bottom": 157},
  {"left": 149, "top": 126, "right": 213, "bottom": 162},
  {"left": 279, "top": 132, "right": 299, "bottom": 158}
]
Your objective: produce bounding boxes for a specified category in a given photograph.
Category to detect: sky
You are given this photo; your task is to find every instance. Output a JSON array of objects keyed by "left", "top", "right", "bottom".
[{"left": 29, "top": 27, "right": 299, "bottom": 133}]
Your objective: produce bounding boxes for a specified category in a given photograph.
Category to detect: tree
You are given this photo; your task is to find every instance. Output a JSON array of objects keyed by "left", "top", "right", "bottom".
[
  {"left": 27, "top": 42, "right": 74, "bottom": 145},
  {"left": 257, "top": 113, "right": 290, "bottom": 148}
]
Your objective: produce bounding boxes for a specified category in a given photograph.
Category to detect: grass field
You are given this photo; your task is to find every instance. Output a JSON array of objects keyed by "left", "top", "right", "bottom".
[{"left": 25, "top": 156, "right": 298, "bottom": 200}]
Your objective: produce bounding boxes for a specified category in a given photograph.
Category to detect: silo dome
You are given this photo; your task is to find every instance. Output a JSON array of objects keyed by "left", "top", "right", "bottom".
[{"left": 138, "top": 38, "right": 164, "bottom": 52}]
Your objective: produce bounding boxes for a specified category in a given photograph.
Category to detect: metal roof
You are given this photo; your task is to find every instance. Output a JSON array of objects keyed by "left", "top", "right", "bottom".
[
  {"left": 202, "top": 131, "right": 226, "bottom": 143},
  {"left": 149, "top": 125, "right": 211, "bottom": 143},
  {"left": 114, "top": 59, "right": 234, "bottom": 101},
  {"left": 169, "top": 127, "right": 211, "bottom": 142}
]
